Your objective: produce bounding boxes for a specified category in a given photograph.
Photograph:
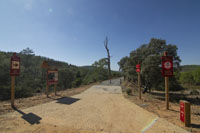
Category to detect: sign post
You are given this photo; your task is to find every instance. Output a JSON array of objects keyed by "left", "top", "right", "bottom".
[
  {"left": 54, "top": 84, "right": 57, "bottom": 95},
  {"left": 11, "top": 76, "right": 15, "bottom": 107},
  {"left": 46, "top": 69, "right": 58, "bottom": 97},
  {"left": 180, "top": 100, "right": 191, "bottom": 127},
  {"left": 10, "top": 53, "right": 20, "bottom": 107},
  {"left": 136, "top": 64, "right": 141, "bottom": 99},
  {"left": 162, "top": 52, "right": 173, "bottom": 110}
]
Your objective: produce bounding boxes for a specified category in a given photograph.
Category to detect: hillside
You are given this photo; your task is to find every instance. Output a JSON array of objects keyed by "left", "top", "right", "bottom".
[
  {"left": 0, "top": 48, "right": 121, "bottom": 100},
  {"left": 181, "top": 65, "right": 200, "bottom": 72}
]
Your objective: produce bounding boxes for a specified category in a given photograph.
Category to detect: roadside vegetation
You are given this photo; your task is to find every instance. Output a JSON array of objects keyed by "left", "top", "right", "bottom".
[
  {"left": 0, "top": 48, "right": 121, "bottom": 100},
  {"left": 118, "top": 38, "right": 200, "bottom": 92},
  {"left": 119, "top": 38, "right": 200, "bottom": 132}
]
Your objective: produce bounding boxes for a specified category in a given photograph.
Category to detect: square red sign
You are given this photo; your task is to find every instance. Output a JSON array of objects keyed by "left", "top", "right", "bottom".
[
  {"left": 180, "top": 101, "right": 185, "bottom": 122},
  {"left": 10, "top": 53, "right": 20, "bottom": 76},
  {"left": 162, "top": 56, "right": 173, "bottom": 77},
  {"left": 136, "top": 64, "right": 140, "bottom": 69}
]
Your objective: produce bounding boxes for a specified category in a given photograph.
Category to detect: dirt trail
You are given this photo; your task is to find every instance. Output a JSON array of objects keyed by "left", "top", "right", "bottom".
[{"left": 0, "top": 83, "right": 187, "bottom": 132}]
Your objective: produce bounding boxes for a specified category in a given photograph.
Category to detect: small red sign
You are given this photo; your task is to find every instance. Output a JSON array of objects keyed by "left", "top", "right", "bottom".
[
  {"left": 136, "top": 64, "right": 140, "bottom": 69},
  {"left": 10, "top": 53, "right": 20, "bottom": 76},
  {"left": 162, "top": 56, "right": 173, "bottom": 77},
  {"left": 180, "top": 101, "right": 185, "bottom": 122},
  {"left": 136, "top": 68, "right": 140, "bottom": 72},
  {"left": 47, "top": 70, "right": 58, "bottom": 85}
]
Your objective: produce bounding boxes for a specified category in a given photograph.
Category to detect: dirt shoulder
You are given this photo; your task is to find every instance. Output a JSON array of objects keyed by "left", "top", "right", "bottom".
[
  {"left": 122, "top": 81, "right": 200, "bottom": 133},
  {"left": 0, "top": 82, "right": 98, "bottom": 116}
]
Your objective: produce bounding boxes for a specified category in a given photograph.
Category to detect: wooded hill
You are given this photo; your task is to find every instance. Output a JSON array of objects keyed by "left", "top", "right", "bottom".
[
  {"left": 0, "top": 48, "right": 121, "bottom": 100},
  {"left": 181, "top": 65, "right": 200, "bottom": 72}
]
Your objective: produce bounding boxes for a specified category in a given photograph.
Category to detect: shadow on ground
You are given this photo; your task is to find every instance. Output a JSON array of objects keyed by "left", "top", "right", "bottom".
[
  {"left": 191, "top": 124, "right": 200, "bottom": 129},
  {"left": 56, "top": 97, "right": 80, "bottom": 105},
  {"left": 13, "top": 107, "right": 42, "bottom": 125},
  {"left": 47, "top": 96, "right": 80, "bottom": 105}
]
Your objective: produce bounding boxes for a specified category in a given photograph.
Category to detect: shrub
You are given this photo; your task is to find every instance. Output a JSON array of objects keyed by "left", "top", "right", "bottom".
[
  {"left": 180, "top": 72, "right": 195, "bottom": 84},
  {"left": 126, "top": 88, "right": 132, "bottom": 95},
  {"left": 189, "top": 89, "right": 200, "bottom": 95},
  {"left": 193, "top": 68, "right": 200, "bottom": 85}
]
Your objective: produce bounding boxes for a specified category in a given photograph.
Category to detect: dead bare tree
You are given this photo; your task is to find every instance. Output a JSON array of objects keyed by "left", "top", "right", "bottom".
[{"left": 104, "top": 37, "right": 111, "bottom": 84}]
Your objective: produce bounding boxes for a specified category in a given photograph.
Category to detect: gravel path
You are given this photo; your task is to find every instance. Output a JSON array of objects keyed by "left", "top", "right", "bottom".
[{"left": 0, "top": 79, "right": 187, "bottom": 133}]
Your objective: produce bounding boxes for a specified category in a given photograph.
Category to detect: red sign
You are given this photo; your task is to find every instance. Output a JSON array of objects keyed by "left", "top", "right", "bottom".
[
  {"left": 180, "top": 101, "right": 185, "bottom": 122},
  {"left": 162, "top": 56, "right": 173, "bottom": 77},
  {"left": 47, "top": 70, "right": 58, "bottom": 85},
  {"left": 10, "top": 53, "right": 20, "bottom": 76},
  {"left": 136, "top": 64, "right": 140, "bottom": 72},
  {"left": 136, "top": 69, "right": 140, "bottom": 72},
  {"left": 136, "top": 64, "right": 140, "bottom": 69}
]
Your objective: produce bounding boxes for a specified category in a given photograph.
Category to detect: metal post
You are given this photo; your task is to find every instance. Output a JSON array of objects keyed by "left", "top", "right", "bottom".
[{"left": 11, "top": 76, "right": 15, "bottom": 107}]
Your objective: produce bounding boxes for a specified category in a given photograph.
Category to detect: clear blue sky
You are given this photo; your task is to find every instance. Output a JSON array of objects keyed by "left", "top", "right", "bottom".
[{"left": 0, "top": 0, "right": 200, "bottom": 70}]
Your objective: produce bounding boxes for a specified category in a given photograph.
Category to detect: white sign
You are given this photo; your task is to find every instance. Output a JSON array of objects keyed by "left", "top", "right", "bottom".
[
  {"left": 54, "top": 72, "right": 58, "bottom": 81},
  {"left": 164, "top": 61, "right": 172, "bottom": 69},
  {"left": 12, "top": 61, "right": 20, "bottom": 69}
]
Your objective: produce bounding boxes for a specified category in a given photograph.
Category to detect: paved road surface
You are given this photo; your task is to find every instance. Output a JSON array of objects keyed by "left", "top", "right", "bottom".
[
  {"left": 100, "top": 78, "right": 123, "bottom": 86},
  {"left": 0, "top": 78, "right": 187, "bottom": 133}
]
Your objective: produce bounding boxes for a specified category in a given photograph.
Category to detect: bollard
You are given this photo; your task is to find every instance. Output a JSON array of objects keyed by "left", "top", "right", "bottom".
[{"left": 180, "top": 100, "right": 191, "bottom": 127}]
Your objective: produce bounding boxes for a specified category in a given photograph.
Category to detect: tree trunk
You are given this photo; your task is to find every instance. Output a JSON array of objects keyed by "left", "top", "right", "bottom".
[{"left": 104, "top": 37, "right": 111, "bottom": 84}]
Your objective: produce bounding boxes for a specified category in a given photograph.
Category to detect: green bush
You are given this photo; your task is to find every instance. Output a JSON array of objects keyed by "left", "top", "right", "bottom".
[
  {"left": 15, "top": 86, "right": 33, "bottom": 98},
  {"left": 72, "top": 78, "right": 82, "bottom": 87},
  {"left": 180, "top": 72, "right": 195, "bottom": 84},
  {"left": 193, "top": 68, "right": 200, "bottom": 85},
  {"left": 126, "top": 88, "right": 132, "bottom": 95}
]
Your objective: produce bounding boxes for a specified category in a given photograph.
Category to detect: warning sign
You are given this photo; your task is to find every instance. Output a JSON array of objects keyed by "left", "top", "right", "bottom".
[
  {"left": 10, "top": 53, "right": 20, "bottom": 76},
  {"left": 47, "top": 70, "right": 58, "bottom": 85},
  {"left": 162, "top": 56, "right": 173, "bottom": 77}
]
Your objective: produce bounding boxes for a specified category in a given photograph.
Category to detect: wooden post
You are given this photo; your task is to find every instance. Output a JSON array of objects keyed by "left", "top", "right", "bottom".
[
  {"left": 164, "top": 52, "right": 169, "bottom": 110},
  {"left": 138, "top": 72, "right": 141, "bottom": 99},
  {"left": 11, "top": 76, "right": 15, "bottom": 107},
  {"left": 180, "top": 100, "right": 191, "bottom": 127},
  {"left": 165, "top": 76, "right": 169, "bottom": 109},
  {"left": 46, "top": 70, "right": 49, "bottom": 97},
  {"left": 46, "top": 84, "right": 49, "bottom": 97},
  {"left": 54, "top": 84, "right": 57, "bottom": 95}
]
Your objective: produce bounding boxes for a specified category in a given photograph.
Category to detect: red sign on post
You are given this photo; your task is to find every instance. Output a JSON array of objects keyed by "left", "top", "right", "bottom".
[
  {"left": 136, "top": 64, "right": 140, "bottom": 72},
  {"left": 162, "top": 56, "right": 173, "bottom": 77},
  {"left": 180, "top": 100, "right": 191, "bottom": 126},
  {"left": 136, "top": 64, "right": 140, "bottom": 69},
  {"left": 136, "top": 69, "right": 140, "bottom": 72},
  {"left": 47, "top": 70, "right": 58, "bottom": 85},
  {"left": 180, "top": 101, "right": 185, "bottom": 122},
  {"left": 10, "top": 53, "right": 20, "bottom": 76}
]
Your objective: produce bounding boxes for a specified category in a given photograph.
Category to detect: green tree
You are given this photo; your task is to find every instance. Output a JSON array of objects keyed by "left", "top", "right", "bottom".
[
  {"left": 193, "top": 68, "right": 200, "bottom": 84},
  {"left": 180, "top": 72, "right": 195, "bottom": 84},
  {"left": 118, "top": 38, "right": 182, "bottom": 91},
  {"left": 92, "top": 58, "right": 108, "bottom": 69}
]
